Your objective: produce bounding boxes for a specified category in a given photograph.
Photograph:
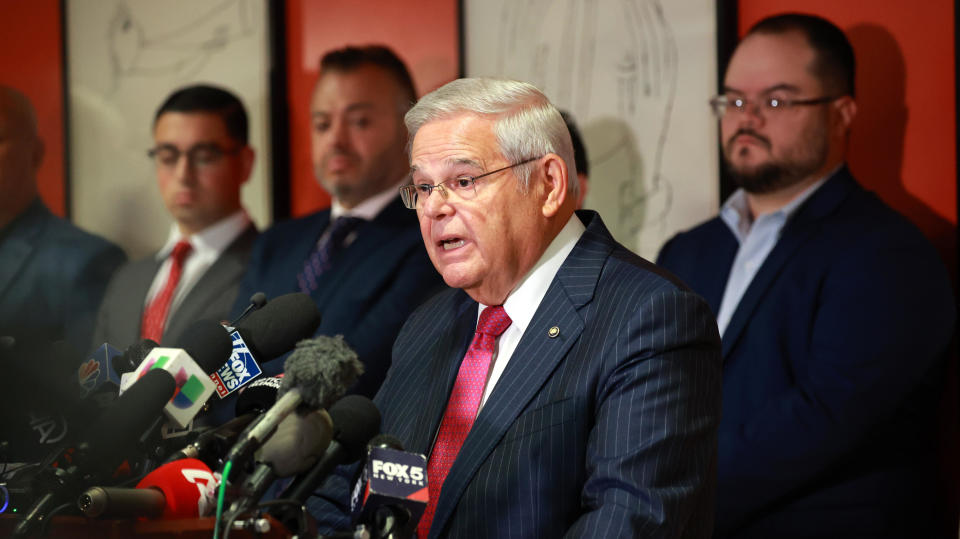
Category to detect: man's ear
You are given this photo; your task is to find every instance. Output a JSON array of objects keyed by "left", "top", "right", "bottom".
[
  {"left": 834, "top": 96, "right": 857, "bottom": 133},
  {"left": 239, "top": 146, "right": 255, "bottom": 185},
  {"left": 539, "top": 154, "right": 568, "bottom": 218}
]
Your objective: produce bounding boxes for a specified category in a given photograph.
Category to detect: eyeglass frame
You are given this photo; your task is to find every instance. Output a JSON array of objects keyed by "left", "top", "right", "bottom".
[
  {"left": 708, "top": 94, "right": 840, "bottom": 117},
  {"left": 399, "top": 155, "right": 542, "bottom": 210},
  {"left": 146, "top": 142, "right": 243, "bottom": 170}
]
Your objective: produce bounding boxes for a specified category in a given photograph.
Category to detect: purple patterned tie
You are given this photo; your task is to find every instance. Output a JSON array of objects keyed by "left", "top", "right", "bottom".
[
  {"left": 297, "top": 216, "right": 364, "bottom": 293},
  {"left": 418, "top": 305, "right": 512, "bottom": 538}
]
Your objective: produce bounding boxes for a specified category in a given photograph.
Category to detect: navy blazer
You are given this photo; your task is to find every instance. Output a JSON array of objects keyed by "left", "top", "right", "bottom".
[
  {"left": 657, "top": 168, "right": 956, "bottom": 538},
  {"left": 232, "top": 197, "right": 444, "bottom": 398},
  {"left": 0, "top": 199, "right": 125, "bottom": 358},
  {"left": 312, "top": 211, "right": 722, "bottom": 538}
]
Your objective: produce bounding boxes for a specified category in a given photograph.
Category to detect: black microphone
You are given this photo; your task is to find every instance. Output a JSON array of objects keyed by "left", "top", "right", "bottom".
[
  {"left": 224, "top": 335, "right": 363, "bottom": 466},
  {"left": 13, "top": 368, "right": 176, "bottom": 536},
  {"left": 229, "top": 409, "right": 334, "bottom": 515},
  {"left": 350, "top": 436, "right": 428, "bottom": 539},
  {"left": 210, "top": 292, "right": 322, "bottom": 399},
  {"left": 163, "top": 376, "right": 284, "bottom": 467},
  {"left": 230, "top": 292, "right": 268, "bottom": 327},
  {"left": 273, "top": 394, "right": 381, "bottom": 532}
]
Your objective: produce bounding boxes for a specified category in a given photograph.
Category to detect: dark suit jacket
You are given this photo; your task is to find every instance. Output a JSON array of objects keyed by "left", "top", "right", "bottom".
[
  {"left": 92, "top": 224, "right": 258, "bottom": 350},
  {"left": 312, "top": 210, "right": 722, "bottom": 538},
  {"left": 657, "top": 167, "right": 956, "bottom": 538},
  {"left": 231, "top": 197, "right": 444, "bottom": 398},
  {"left": 0, "top": 199, "right": 126, "bottom": 358}
]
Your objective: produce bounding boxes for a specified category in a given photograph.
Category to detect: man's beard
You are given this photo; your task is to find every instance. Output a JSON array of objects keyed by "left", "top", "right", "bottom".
[{"left": 723, "top": 127, "right": 828, "bottom": 194}]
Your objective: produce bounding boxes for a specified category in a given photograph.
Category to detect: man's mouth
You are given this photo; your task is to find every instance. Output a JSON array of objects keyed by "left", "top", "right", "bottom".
[{"left": 440, "top": 238, "right": 465, "bottom": 250}]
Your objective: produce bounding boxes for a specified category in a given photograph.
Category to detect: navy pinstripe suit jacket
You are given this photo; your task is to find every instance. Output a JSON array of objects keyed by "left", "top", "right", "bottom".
[{"left": 311, "top": 211, "right": 722, "bottom": 538}]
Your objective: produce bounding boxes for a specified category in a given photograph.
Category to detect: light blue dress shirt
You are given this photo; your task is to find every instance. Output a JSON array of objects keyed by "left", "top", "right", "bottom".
[{"left": 715, "top": 171, "right": 835, "bottom": 336}]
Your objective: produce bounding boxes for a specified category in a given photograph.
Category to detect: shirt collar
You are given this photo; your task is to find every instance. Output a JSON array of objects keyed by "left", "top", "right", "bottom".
[
  {"left": 479, "top": 213, "right": 587, "bottom": 333},
  {"left": 720, "top": 164, "right": 841, "bottom": 242},
  {"left": 156, "top": 210, "right": 250, "bottom": 260},
  {"left": 330, "top": 178, "right": 408, "bottom": 221}
]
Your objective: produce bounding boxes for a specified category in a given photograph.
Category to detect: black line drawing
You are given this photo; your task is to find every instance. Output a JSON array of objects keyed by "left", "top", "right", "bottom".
[
  {"left": 480, "top": 0, "right": 684, "bottom": 255},
  {"left": 106, "top": 0, "right": 256, "bottom": 92}
]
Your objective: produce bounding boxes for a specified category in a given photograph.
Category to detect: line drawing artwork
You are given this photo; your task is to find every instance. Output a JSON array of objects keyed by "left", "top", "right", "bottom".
[
  {"left": 106, "top": 0, "right": 256, "bottom": 93},
  {"left": 486, "top": 0, "right": 680, "bottom": 256}
]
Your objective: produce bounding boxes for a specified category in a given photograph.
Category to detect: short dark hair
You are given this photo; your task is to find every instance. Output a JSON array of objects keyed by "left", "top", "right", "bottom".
[
  {"left": 153, "top": 84, "right": 249, "bottom": 144},
  {"left": 747, "top": 13, "right": 855, "bottom": 97},
  {"left": 319, "top": 45, "right": 417, "bottom": 110},
  {"left": 560, "top": 111, "right": 588, "bottom": 177}
]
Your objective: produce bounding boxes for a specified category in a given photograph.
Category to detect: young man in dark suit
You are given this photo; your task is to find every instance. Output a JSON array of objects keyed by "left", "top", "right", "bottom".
[
  {"left": 232, "top": 45, "right": 442, "bottom": 398},
  {"left": 657, "top": 14, "right": 955, "bottom": 538},
  {"left": 310, "top": 77, "right": 722, "bottom": 538},
  {"left": 93, "top": 85, "right": 257, "bottom": 350}
]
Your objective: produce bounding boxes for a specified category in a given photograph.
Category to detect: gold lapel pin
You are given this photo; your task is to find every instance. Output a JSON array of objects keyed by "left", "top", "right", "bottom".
[{"left": 548, "top": 326, "right": 560, "bottom": 338}]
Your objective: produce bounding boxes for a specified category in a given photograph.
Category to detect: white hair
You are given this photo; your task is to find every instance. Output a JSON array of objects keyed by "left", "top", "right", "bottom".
[{"left": 405, "top": 78, "right": 578, "bottom": 196}]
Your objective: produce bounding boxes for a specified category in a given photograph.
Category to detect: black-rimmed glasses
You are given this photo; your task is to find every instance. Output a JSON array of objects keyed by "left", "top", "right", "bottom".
[
  {"left": 399, "top": 156, "right": 541, "bottom": 210},
  {"left": 147, "top": 143, "right": 242, "bottom": 170},
  {"left": 709, "top": 95, "right": 839, "bottom": 117}
]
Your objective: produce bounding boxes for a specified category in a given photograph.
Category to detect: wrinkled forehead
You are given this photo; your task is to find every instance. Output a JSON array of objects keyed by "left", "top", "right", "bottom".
[{"left": 410, "top": 113, "right": 504, "bottom": 174}]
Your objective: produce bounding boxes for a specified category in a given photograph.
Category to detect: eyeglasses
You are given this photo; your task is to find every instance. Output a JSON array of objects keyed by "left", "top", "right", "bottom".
[
  {"left": 399, "top": 156, "right": 541, "bottom": 210},
  {"left": 147, "top": 143, "right": 241, "bottom": 170},
  {"left": 708, "top": 95, "right": 839, "bottom": 117}
]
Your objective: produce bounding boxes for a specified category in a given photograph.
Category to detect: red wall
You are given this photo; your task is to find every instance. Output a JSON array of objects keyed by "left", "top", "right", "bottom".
[
  {"left": 0, "top": 0, "right": 66, "bottom": 217},
  {"left": 738, "top": 1, "right": 957, "bottom": 274},
  {"left": 285, "top": 0, "right": 460, "bottom": 217}
]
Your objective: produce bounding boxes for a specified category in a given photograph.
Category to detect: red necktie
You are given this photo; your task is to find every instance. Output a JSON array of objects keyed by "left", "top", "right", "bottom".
[
  {"left": 140, "top": 240, "right": 193, "bottom": 342},
  {"left": 418, "top": 305, "right": 512, "bottom": 539}
]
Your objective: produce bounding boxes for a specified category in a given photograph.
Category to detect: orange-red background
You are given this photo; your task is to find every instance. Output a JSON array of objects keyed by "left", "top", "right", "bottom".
[{"left": 1, "top": 0, "right": 955, "bottom": 273}]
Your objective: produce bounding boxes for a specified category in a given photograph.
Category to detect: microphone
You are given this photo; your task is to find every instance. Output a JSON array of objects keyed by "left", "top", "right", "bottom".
[
  {"left": 230, "top": 292, "right": 268, "bottom": 327},
  {"left": 229, "top": 409, "right": 334, "bottom": 514},
  {"left": 225, "top": 335, "right": 363, "bottom": 466},
  {"left": 77, "top": 457, "right": 219, "bottom": 519},
  {"left": 119, "top": 319, "right": 232, "bottom": 428},
  {"left": 350, "top": 436, "right": 428, "bottom": 539},
  {"left": 211, "top": 292, "right": 322, "bottom": 399},
  {"left": 162, "top": 376, "right": 284, "bottom": 467},
  {"left": 275, "top": 395, "right": 381, "bottom": 511},
  {"left": 14, "top": 368, "right": 177, "bottom": 536},
  {"left": 76, "top": 343, "right": 123, "bottom": 398},
  {"left": 113, "top": 339, "right": 160, "bottom": 375}
]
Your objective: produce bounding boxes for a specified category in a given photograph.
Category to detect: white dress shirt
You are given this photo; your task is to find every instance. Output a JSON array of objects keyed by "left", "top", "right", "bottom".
[
  {"left": 477, "top": 213, "right": 586, "bottom": 409},
  {"left": 144, "top": 210, "right": 251, "bottom": 322}
]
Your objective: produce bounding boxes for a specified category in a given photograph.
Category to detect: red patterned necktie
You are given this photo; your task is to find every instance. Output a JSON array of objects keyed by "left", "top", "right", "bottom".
[
  {"left": 418, "top": 305, "right": 512, "bottom": 539},
  {"left": 140, "top": 240, "right": 193, "bottom": 342}
]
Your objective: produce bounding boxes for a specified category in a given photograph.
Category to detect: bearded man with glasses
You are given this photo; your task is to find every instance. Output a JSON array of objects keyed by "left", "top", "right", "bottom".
[
  {"left": 93, "top": 84, "right": 258, "bottom": 350},
  {"left": 658, "top": 13, "right": 955, "bottom": 538},
  {"left": 308, "top": 77, "right": 722, "bottom": 538}
]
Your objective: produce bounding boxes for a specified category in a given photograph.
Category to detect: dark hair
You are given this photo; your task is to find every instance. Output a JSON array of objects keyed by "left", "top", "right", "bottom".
[
  {"left": 319, "top": 45, "right": 417, "bottom": 109},
  {"left": 153, "top": 84, "right": 249, "bottom": 144},
  {"left": 747, "top": 13, "right": 855, "bottom": 97},
  {"left": 560, "top": 111, "right": 588, "bottom": 177}
]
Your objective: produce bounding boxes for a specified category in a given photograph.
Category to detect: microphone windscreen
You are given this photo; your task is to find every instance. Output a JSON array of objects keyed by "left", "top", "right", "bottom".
[
  {"left": 235, "top": 293, "right": 321, "bottom": 360},
  {"left": 330, "top": 395, "right": 381, "bottom": 458},
  {"left": 169, "top": 320, "right": 232, "bottom": 373},
  {"left": 234, "top": 375, "right": 283, "bottom": 416},
  {"left": 136, "top": 458, "right": 219, "bottom": 518},
  {"left": 281, "top": 336, "right": 364, "bottom": 409},
  {"left": 258, "top": 409, "right": 334, "bottom": 477},
  {"left": 249, "top": 292, "right": 267, "bottom": 309}
]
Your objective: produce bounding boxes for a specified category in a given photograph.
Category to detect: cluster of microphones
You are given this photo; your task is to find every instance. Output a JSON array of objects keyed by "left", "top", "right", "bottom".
[{"left": 0, "top": 293, "right": 428, "bottom": 538}]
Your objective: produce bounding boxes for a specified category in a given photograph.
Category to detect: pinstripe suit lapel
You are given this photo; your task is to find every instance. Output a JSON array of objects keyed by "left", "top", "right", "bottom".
[
  {"left": 407, "top": 292, "right": 478, "bottom": 456},
  {"left": 430, "top": 212, "right": 612, "bottom": 536}
]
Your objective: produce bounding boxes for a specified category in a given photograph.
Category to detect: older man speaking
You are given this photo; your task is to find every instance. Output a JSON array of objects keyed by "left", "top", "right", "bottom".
[{"left": 312, "top": 78, "right": 722, "bottom": 539}]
